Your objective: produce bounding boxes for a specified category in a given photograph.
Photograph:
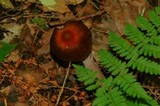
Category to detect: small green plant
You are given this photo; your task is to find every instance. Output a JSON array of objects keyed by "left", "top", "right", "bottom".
[
  {"left": 31, "top": 17, "right": 48, "bottom": 29},
  {"left": 73, "top": 6, "right": 160, "bottom": 106},
  {"left": 0, "top": 42, "right": 16, "bottom": 62}
]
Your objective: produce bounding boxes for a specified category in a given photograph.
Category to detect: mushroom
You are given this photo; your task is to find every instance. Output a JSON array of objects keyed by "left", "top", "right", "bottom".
[{"left": 50, "top": 20, "right": 104, "bottom": 78}]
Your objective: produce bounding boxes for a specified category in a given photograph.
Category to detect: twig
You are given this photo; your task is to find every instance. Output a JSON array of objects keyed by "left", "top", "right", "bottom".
[
  {"left": 55, "top": 63, "right": 71, "bottom": 106},
  {"left": 49, "top": 9, "right": 106, "bottom": 27},
  {"left": 64, "top": 91, "right": 78, "bottom": 102},
  {"left": 40, "top": 85, "right": 80, "bottom": 92}
]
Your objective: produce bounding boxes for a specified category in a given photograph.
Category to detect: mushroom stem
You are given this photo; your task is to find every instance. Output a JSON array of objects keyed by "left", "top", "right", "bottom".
[{"left": 82, "top": 54, "right": 105, "bottom": 79}]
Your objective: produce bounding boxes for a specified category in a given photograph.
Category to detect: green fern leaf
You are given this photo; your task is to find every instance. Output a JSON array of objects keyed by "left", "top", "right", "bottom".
[
  {"left": 141, "top": 44, "right": 160, "bottom": 58},
  {"left": 136, "top": 16, "right": 157, "bottom": 36},
  {"left": 86, "top": 84, "right": 99, "bottom": 91},
  {"left": 83, "top": 72, "right": 97, "bottom": 85},
  {"left": 126, "top": 100, "right": 150, "bottom": 106},
  {"left": 150, "top": 35, "right": 160, "bottom": 45},
  {"left": 93, "top": 94, "right": 109, "bottom": 106},
  {"left": 155, "top": 6, "right": 160, "bottom": 15},
  {"left": 93, "top": 87, "right": 127, "bottom": 106},
  {"left": 124, "top": 23, "right": 147, "bottom": 45},
  {"left": 73, "top": 64, "right": 98, "bottom": 85},
  {"left": 128, "top": 56, "right": 160, "bottom": 75},
  {"left": 73, "top": 64, "right": 99, "bottom": 91},
  {"left": 148, "top": 10, "right": 160, "bottom": 29},
  {"left": 109, "top": 32, "right": 136, "bottom": 59},
  {"left": 99, "top": 49, "right": 127, "bottom": 75},
  {"left": 113, "top": 70, "right": 150, "bottom": 99},
  {"left": 95, "top": 77, "right": 113, "bottom": 97}
]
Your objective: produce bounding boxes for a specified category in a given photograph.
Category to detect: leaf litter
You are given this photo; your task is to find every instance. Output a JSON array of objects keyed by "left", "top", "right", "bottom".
[{"left": 0, "top": 0, "right": 159, "bottom": 105}]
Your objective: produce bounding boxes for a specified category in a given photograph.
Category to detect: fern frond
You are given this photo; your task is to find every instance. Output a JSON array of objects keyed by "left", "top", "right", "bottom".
[
  {"left": 136, "top": 16, "right": 158, "bottom": 36},
  {"left": 93, "top": 87, "right": 127, "bottom": 106},
  {"left": 113, "top": 70, "right": 150, "bottom": 99},
  {"left": 141, "top": 44, "right": 160, "bottom": 58},
  {"left": 126, "top": 100, "right": 151, "bottom": 106},
  {"left": 99, "top": 49, "right": 127, "bottom": 75},
  {"left": 148, "top": 10, "right": 160, "bottom": 29},
  {"left": 109, "top": 32, "right": 137, "bottom": 59},
  {"left": 150, "top": 36, "right": 160, "bottom": 45},
  {"left": 72, "top": 64, "right": 99, "bottom": 90},
  {"left": 128, "top": 56, "right": 160, "bottom": 75},
  {"left": 155, "top": 6, "right": 160, "bottom": 15},
  {"left": 95, "top": 77, "right": 113, "bottom": 97},
  {"left": 124, "top": 23, "right": 147, "bottom": 45}
]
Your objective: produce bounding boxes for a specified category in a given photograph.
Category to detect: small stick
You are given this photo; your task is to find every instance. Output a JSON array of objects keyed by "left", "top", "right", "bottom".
[
  {"left": 55, "top": 63, "right": 71, "bottom": 106},
  {"left": 49, "top": 10, "right": 106, "bottom": 27}
]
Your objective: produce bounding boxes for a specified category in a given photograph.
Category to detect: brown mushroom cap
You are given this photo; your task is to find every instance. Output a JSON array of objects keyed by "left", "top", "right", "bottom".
[{"left": 50, "top": 20, "right": 92, "bottom": 62}]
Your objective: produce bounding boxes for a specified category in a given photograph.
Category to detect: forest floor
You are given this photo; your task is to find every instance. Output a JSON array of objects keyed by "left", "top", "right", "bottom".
[{"left": 0, "top": 0, "right": 159, "bottom": 106}]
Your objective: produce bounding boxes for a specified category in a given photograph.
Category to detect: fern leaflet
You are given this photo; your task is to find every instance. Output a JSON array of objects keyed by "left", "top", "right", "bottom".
[
  {"left": 99, "top": 49, "right": 126, "bottom": 75},
  {"left": 113, "top": 69, "right": 149, "bottom": 99},
  {"left": 128, "top": 56, "right": 160, "bottom": 75},
  {"left": 93, "top": 87, "right": 127, "bottom": 106},
  {"left": 124, "top": 23, "right": 147, "bottom": 45},
  {"left": 136, "top": 16, "right": 158, "bottom": 36},
  {"left": 141, "top": 44, "right": 160, "bottom": 58}
]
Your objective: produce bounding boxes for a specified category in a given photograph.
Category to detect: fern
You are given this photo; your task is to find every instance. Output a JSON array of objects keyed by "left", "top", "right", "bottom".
[
  {"left": 136, "top": 16, "right": 158, "bottom": 36},
  {"left": 93, "top": 87, "right": 127, "bottom": 106},
  {"left": 124, "top": 23, "right": 147, "bottom": 45},
  {"left": 128, "top": 56, "right": 160, "bottom": 75},
  {"left": 141, "top": 44, "right": 160, "bottom": 58},
  {"left": 99, "top": 49, "right": 126, "bottom": 75},
  {"left": 73, "top": 6, "right": 160, "bottom": 106}
]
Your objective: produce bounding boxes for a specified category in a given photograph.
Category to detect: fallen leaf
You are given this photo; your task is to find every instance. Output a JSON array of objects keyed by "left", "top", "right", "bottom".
[
  {"left": 5, "top": 49, "right": 20, "bottom": 62},
  {"left": 0, "top": 86, "right": 12, "bottom": 96},
  {"left": 66, "top": 0, "right": 84, "bottom": 5},
  {"left": 39, "top": 0, "right": 56, "bottom": 10},
  {"left": 37, "top": 29, "right": 53, "bottom": 56},
  {"left": 40, "top": 0, "right": 70, "bottom": 13},
  {"left": 14, "top": 102, "right": 28, "bottom": 106},
  {"left": 1, "top": 23, "right": 24, "bottom": 43},
  {"left": 0, "top": 0, "right": 14, "bottom": 8},
  {"left": 52, "top": 0, "right": 70, "bottom": 13}
]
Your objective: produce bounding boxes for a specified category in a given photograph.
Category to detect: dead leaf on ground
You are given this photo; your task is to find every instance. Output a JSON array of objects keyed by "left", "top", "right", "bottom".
[
  {"left": 1, "top": 23, "right": 24, "bottom": 43},
  {"left": 66, "top": 0, "right": 84, "bottom": 5},
  {"left": 42, "top": 0, "right": 70, "bottom": 13},
  {"left": 105, "top": 0, "right": 149, "bottom": 34},
  {"left": 37, "top": 29, "right": 53, "bottom": 56}
]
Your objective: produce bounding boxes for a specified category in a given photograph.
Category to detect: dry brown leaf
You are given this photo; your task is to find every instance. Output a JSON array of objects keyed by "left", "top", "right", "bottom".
[
  {"left": 66, "top": 0, "right": 84, "bottom": 5},
  {"left": 49, "top": 80, "right": 59, "bottom": 86},
  {"left": 14, "top": 102, "right": 28, "bottom": 106},
  {"left": 104, "top": 0, "right": 149, "bottom": 34},
  {"left": 0, "top": 86, "right": 12, "bottom": 96},
  {"left": 37, "top": 29, "right": 53, "bottom": 56},
  {"left": 23, "top": 73, "right": 37, "bottom": 84},
  {"left": 5, "top": 49, "right": 21, "bottom": 62},
  {"left": 42, "top": 0, "right": 70, "bottom": 13},
  {"left": 1, "top": 23, "right": 24, "bottom": 43},
  {"left": 16, "top": 62, "right": 48, "bottom": 86},
  {"left": 40, "top": 61, "right": 55, "bottom": 74},
  {"left": 62, "top": 101, "right": 70, "bottom": 106}
]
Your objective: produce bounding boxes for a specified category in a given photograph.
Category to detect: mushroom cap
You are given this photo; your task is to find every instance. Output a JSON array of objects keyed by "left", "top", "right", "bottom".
[{"left": 50, "top": 20, "right": 92, "bottom": 62}]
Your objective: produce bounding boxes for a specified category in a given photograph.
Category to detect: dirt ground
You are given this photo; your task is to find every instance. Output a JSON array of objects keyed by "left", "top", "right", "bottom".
[{"left": 0, "top": 0, "right": 159, "bottom": 106}]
